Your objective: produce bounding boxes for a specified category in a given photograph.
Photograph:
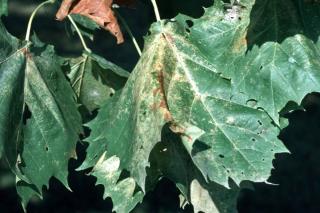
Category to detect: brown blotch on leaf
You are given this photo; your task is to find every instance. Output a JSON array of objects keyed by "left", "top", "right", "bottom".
[
  {"left": 21, "top": 47, "right": 32, "bottom": 59},
  {"left": 56, "top": 0, "right": 124, "bottom": 44},
  {"left": 233, "top": 35, "right": 247, "bottom": 52}
]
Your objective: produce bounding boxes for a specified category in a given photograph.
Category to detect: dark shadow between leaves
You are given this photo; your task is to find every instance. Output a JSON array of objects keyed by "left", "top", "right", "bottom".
[
  {"left": 238, "top": 93, "right": 320, "bottom": 212},
  {"left": 143, "top": 124, "right": 240, "bottom": 213},
  {"left": 246, "top": 0, "right": 320, "bottom": 50}
]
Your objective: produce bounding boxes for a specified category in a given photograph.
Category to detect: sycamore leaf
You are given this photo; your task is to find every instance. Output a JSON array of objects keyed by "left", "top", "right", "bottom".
[
  {"left": 0, "top": 24, "right": 82, "bottom": 205},
  {"left": 148, "top": 131, "right": 240, "bottom": 213},
  {"left": 184, "top": 0, "right": 320, "bottom": 125},
  {"left": 20, "top": 40, "right": 82, "bottom": 192},
  {"left": 80, "top": 15, "right": 287, "bottom": 192},
  {"left": 0, "top": 21, "right": 25, "bottom": 167},
  {"left": 228, "top": 0, "right": 320, "bottom": 123},
  {"left": 56, "top": 0, "right": 124, "bottom": 44},
  {"left": 92, "top": 152, "right": 143, "bottom": 213},
  {"left": 78, "top": 30, "right": 172, "bottom": 188},
  {"left": 68, "top": 52, "right": 129, "bottom": 111},
  {"left": 227, "top": 36, "right": 320, "bottom": 126}
]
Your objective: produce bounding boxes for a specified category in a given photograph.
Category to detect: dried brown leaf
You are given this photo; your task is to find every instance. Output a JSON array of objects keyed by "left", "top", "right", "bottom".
[{"left": 56, "top": 0, "right": 124, "bottom": 44}]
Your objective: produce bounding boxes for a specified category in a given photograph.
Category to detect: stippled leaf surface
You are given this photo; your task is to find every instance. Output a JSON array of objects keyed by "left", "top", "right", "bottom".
[
  {"left": 20, "top": 39, "right": 82, "bottom": 192},
  {"left": 79, "top": 29, "right": 172, "bottom": 188},
  {"left": 226, "top": 0, "right": 320, "bottom": 124},
  {"left": 81, "top": 3, "right": 287, "bottom": 198},
  {"left": 185, "top": 0, "right": 320, "bottom": 124},
  {"left": 68, "top": 52, "right": 129, "bottom": 112},
  {"left": 0, "top": 24, "right": 82, "bottom": 206}
]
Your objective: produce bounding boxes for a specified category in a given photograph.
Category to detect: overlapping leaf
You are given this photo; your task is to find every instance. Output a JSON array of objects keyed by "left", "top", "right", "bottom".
[
  {"left": 147, "top": 130, "right": 240, "bottom": 213},
  {"left": 0, "top": 23, "right": 82, "bottom": 206},
  {"left": 226, "top": 0, "right": 320, "bottom": 124},
  {"left": 79, "top": 30, "right": 172, "bottom": 188},
  {"left": 0, "top": 22, "right": 25, "bottom": 167},
  {"left": 20, "top": 38, "right": 82, "bottom": 191},
  {"left": 186, "top": 0, "right": 320, "bottom": 124},
  {"left": 92, "top": 152, "right": 143, "bottom": 213},
  {"left": 67, "top": 52, "right": 129, "bottom": 112},
  {"left": 56, "top": 0, "right": 124, "bottom": 43},
  {"left": 81, "top": 5, "right": 287, "bottom": 200}
]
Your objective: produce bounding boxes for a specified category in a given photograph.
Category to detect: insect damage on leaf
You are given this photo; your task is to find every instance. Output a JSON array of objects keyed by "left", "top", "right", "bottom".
[{"left": 56, "top": 0, "right": 124, "bottom": 44}]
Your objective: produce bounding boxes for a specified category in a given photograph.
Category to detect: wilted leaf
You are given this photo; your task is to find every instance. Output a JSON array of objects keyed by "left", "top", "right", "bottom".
[{"left": 56, "top": 0, "right": 124, "bottom": 43}]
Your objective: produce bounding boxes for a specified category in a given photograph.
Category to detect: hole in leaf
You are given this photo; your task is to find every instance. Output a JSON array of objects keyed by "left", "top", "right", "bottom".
[
  {"left": 219, "top": 154, "right": 225, "bottom": 158},
  {"left": 258, "top": 120, "right": 263, "bottom": 125},
  {"left": 260, "top": 66, "right": 263, "bottom": 70},
  {"left": 23, "top": 105, "right": 32, "bottom": 125},
  {"left": 251, "top": 138, "right": 256, "bottom": 142},
  {"left": 45, "top": 146, "right": 49, "bottom": 151},
  {"left": 185, "top": 20, "right": 194, "bottom": 28},
  {"left": 262, "top": 158, "right": 265, "bottom": 161},
  {"left": 109, "top": 93, "right": 114, "bottom": 97}
]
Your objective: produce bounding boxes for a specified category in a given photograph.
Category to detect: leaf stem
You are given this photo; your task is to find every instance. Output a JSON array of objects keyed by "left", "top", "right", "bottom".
[
  {"left": 25, "top": 0, "right": 55, "bottom": 41},
  {"left": 151, "top": 0, "right": 161, "bottom": 22},
  {"left": 114, "top": 10, "right": 142, "bottom": 56},
  {"left": 67, "top": 15, "right": 92, "bottom": 53}
]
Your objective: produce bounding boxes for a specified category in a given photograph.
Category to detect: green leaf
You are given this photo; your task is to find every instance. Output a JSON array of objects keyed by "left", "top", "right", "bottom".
[
  {"left": 92, "top": 152, "right": 143, "bottom": 213},
  {"left": 148, "top": 130, "right": 240, "bottom": 213},
  {"left": 79, "top": 29, "right": 171, "bottom": 188},
  {"left": 81, "top": 15, "right": 287, "bottom": 192},
  {"left": 221, "top": 0, "right": 320, "bottom": 124},
  {"left": 18, "top": 41, "right": 82, "bottom": 193},
  {"left": 185, "top": 0, "right": 255, "bottom": 73},
  {"left": 188, "top": 0, "right": 320, "bottom": 124},
  {"left": 0, "top": 21, "right": 25, "bottom": 167},
  {"left": 228, "top": 35, "right": 320, "bottom": 126},
  {"left": 16, "top": 179, "right": 40, "bottom": 211},
  {"left": 66, "top": 14, "right": 99, "bottom": 41},
  {"left": 0, "top": 24, "right": 82, "bottom": 204},
  {"left": 68, "top": 52, "right": 129, "bottom": 112},
  {"left": 0, "top": 0, "right": 8, "bottom": 16}
]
